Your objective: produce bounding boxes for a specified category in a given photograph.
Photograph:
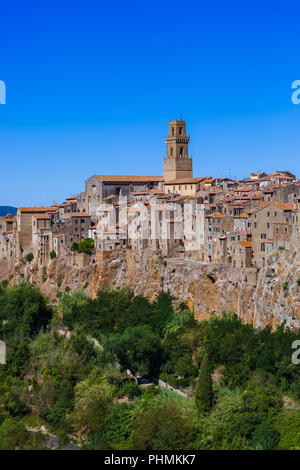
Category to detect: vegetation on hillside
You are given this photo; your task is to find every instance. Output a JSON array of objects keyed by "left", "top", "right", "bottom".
[{"left": 0, "top": 281, "right": 299, "bottom": 450}]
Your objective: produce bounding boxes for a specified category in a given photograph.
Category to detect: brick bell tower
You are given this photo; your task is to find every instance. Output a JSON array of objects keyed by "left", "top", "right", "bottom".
[{"left": 163, "top": 120, "right": 193, "bottom": 182}]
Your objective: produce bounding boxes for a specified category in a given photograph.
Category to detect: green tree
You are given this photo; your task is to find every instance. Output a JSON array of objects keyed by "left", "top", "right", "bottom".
[
  {"left": 131, "top": 404, "right": 195, "bottom": 450},
  {"left": 251, "top": 420, "right": 280, "bottom": 450},
  {"left": 0, "top": 418, "right": 30, "bottom": 450},
  {"left": 78, "top": 238, "right": 94, "bottom": 254},
  {"left": 110, "top": 325, "right": 162, "bottom": 377},
  {"left": 195, "top": 353, "right": 212, "bottom": 415},
  {"left": 0, "top": 283, "right": 52, "bottom": 340},
  {"left": 175, "top": 354, "right": 198, "bottom": 377}
]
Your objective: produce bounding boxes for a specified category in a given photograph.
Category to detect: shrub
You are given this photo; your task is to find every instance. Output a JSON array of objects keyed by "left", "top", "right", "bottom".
[
  {"left": 121, "top": 381, "right": 141, "bottom": 400},
  {"left": 274, "top": 411, "right": 300, "bottom": 450},
  {"left": 103, "top": 403, "right": 133, "bottom": 444},
  {"left": 78, "top": 238, "right": 94, "bottom": 254},
  {"left": 283, "top": 281, "right": 289, "bottom": 291},
  {"left": 50, "top": 250, "right": 57, "bottom": 259},
  {"left": 159, "top": 373, "right": 193, "bottom": 389},
  {"left": 175, "top": 354, "right": 198, "bottom": 378},
  {"left": 26, "top": 252, "right": 34, "bottom": 263},
  {"left": 251, "top": 420, "right": 280, "bottom": 450}
]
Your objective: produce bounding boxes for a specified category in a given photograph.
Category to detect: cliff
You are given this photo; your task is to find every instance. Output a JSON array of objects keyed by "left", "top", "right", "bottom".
[{"left": 1, "top": 247, "right": 300, "bottom": 329}]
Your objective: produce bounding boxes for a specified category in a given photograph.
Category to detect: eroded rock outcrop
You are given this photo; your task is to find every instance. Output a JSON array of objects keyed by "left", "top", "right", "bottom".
[{"left": 1, "top": 248, "right": 299, "bottom": 329}]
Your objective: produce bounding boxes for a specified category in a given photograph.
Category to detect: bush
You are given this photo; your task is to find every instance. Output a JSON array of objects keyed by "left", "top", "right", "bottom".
[
  {"left": 283, "top": 282, "right": 289, "bottom": 292},
  {"left": 274, "top": 411, "right": 300, "bottom": 450},
  {"left": 121, "top": 381, "right": 141, "bottom": 400},
  {"left": 159, "top": 373, "right": 193, "bottom": 389},
  {"left": 78, "top": 238, "right": 94, "bottom": 254},
  {"left": 103, "top": 403, "right": 133, "bottom": 444},
  {"left": 50, "top": 250, "right": 57, "bottom": 259},
  {"left": 26, "top": 252, "right": 34, "bottom": 263},
  {"left": 131, "top": 404, "right": 196, "bottom": 450},
  {"left": 175, "top": 354, "right": 198, "bottom": 378},
  {"left": 251, "top": 420, "right": 280, "bottom": 450}
]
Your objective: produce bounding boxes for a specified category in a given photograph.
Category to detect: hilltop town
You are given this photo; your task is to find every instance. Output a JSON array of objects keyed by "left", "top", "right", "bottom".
[{"left": 1, "top": 120, "right": 300, "bottom": 325}]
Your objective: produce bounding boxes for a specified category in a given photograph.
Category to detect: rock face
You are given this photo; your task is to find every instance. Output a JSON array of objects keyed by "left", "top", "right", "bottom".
[{"left": 1, "top": 248, "right": 300, "bottom": 329}]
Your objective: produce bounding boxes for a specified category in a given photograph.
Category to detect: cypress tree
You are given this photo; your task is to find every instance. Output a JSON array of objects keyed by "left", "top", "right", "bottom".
[{"left": 195, "top": 353, "right": 212, "bottom": 415}]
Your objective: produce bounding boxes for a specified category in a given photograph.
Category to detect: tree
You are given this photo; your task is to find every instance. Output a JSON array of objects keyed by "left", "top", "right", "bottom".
[
  {"left": 0, "top": 283, "right": 53, "bottom": 341},
  {"left": 110, "top": 325, "right": 162, "bottom": 377},
  {"left": 175, "top": 354, "right": 198, "bottom": 377},
  {"left": 131, "top": 405, "right": 195, "bottom": 450},
  {"left": 195, "top": 353, "right": 212, "bottom": 415},
  {"left": 50, "top": 250, "right": 57, "bottom": 259},
  {"left": 78, "top": 238, "right": 94, "bottom": 254},
  {"left": 0, "top": 418, "right": 29, "bottom": 450}
]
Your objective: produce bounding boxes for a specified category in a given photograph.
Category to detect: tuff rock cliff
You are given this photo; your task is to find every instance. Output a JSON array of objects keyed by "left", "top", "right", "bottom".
[{"left": 1, "top": 248, "right": 299, "bottom": 329}]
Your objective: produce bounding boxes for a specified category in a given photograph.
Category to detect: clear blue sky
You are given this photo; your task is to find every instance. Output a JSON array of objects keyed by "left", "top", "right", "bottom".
[{"left": 0, "top": 1, "right": 300, "bottom": 207}]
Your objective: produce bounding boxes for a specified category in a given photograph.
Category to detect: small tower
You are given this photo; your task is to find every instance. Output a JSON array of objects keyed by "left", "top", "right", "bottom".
[{"left": 163, "top": 120, "right": 193, "bottom": 182}]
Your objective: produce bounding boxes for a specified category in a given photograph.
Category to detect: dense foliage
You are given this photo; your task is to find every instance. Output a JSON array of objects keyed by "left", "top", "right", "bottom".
[{"left": 0, "top": 282, "right": 299, "bottom": 450}]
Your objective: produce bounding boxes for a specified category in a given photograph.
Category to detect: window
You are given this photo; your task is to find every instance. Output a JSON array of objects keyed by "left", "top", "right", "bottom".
[
  {"left": 171, "top": 127, "right": 174, "bottom": 136},
  {"left": 179, "top": 127, "right": 182, "bottom": 135},
  {"left": 261, "top": 243, "right": 265, "bottom": 252},
  {"left": 267, "top": 223, "right": 270, "bottom": 229},
  {"left": 267, "top": 212, "right": 270, "bottom": 217},
  {"left": 180, "top": 147, "right": 183, "bottom": 156},
  {"left": 261, "top": 234, "right": 266, "bottom": 239}
]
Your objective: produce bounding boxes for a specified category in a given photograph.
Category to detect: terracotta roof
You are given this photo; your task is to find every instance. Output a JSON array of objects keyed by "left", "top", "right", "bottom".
[
  {"left": 149, "top": 189, "right": 165, "bottom": 194},
  {"left": 164, "top": 178, "right": 198, "bottom": 184},
  {"left": 32, "top": 214, "right": 50, "bottom": 220},
  {"left": 19, "top": 207, "right": 53, "bottom": 213},
  {"left": 256, "top": 202, "right": 296, "bottom": 212},
  {"left": 238, "top": 241, "right": 252, "bottom": 248},
  {"left": 131, "top": 191, "right": 149, "bottom": 195},
  {"left": 94, "top": 175, "right": 163, "bottom": 182},
  {"left": 69, "top": 212, "right": 91, "bottom": 217}
]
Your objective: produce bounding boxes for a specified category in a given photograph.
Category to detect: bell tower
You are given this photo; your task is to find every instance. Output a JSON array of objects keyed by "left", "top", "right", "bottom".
[{"left": 163, "top": 120, "right": 193, "bottom": 182}]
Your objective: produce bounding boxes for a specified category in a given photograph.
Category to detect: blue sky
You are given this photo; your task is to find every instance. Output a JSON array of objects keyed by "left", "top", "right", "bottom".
[{"left": 0, "top": 1, "right": 300, "bottom": 206}]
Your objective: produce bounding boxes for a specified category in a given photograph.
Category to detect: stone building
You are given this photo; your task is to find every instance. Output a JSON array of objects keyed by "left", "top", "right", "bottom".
[{"left": 251, "top": 202, "right": 294, "bottom": 267}]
